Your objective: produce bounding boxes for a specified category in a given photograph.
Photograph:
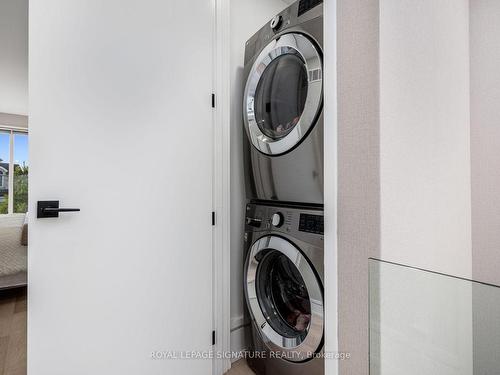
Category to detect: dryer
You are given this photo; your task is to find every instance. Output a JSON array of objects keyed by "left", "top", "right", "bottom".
[
  {"left": 243, "top": 0, "right": 323, "bottom": 205},
  {"left": 243, "top": 202, "right": 324, "bottom": 375}
]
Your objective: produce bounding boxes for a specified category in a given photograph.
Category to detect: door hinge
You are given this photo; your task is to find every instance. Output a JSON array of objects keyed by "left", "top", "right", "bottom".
[
  {"left": 211, "top": 93, "right": 216, "bottom": 108},
  {"left": 212, "top": 211, "right": 216, "bottom": 226},
  {"left": 212, "top": 330, "right": 216, "bottom": 345}
]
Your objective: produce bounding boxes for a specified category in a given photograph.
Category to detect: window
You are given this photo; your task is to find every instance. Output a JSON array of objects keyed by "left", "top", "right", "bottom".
[
  {"left": 14, "top": 133, "right": 28, "bottom": 213},
  {"left": 0, "top": 129, "right": 28, "bottom": 215},
  {"left": 0, "top": 132, "right": 10, "bottom": 214}
]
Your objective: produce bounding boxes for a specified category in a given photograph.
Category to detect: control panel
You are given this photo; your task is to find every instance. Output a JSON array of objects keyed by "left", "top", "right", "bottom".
[
  {"left": 244, "top": 0, "right": 323, "bottom": 63},
  {"left": 245, "top": 204, "right": 323, "bottom": 236}
]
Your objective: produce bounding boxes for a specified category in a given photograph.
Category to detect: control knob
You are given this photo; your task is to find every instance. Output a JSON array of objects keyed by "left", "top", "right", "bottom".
[
  {"left": 270, "top": 15, "right": 283, "bottom": 31},
  {"left": 271, "top": 212, "right": 284, "bottom": 227}
]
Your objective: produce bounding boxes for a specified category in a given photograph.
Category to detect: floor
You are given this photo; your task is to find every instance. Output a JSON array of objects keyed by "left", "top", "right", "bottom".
[
  {"left": 0, "top": 288, "right": 26, "bottom": 375},
  {"left": 0, "top": 289, "right": 251, "bottom": 375},
  {"left": 225, "top": 359, "right": 255, "bottom": 375}
]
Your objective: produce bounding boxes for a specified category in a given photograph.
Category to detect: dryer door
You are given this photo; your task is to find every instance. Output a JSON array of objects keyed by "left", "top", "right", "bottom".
[
  {"left": 244, "top": 235, "right": 324, "bottom": 362},
  {"left": 243, "top": 33, "right": 323, "bottom": 156}
]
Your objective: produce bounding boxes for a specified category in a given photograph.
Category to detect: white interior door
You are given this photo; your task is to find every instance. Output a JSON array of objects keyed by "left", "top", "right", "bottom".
[{"left": 28, "top": 1, "right": 213, "bottom": 374}]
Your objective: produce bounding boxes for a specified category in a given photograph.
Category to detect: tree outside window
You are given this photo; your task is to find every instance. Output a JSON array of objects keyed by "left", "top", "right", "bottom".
[{"left": 0, "top": 131, "right": 28, "bottom": 215}]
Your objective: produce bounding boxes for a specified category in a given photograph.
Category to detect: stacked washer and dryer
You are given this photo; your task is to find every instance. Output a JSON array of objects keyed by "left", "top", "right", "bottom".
[{"left": 241, "top": 1, "right": 324, "bottom": 374}]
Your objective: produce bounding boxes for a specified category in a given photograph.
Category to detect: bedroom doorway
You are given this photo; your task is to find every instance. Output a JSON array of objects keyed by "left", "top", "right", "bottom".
[
  {"left": 0, "top": 124, "right": 29, "bottom": 375},
  {"left": 0, "top": 0, "right": 29, "bottom": 373},
  {"left": 0, "top": 129, "right": 29, "bottom": 288}
]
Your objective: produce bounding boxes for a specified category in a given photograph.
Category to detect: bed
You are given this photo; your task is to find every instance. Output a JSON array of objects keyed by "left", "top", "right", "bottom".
[{"left": 0, "top": 215, "right": 27, "bottom": 289}]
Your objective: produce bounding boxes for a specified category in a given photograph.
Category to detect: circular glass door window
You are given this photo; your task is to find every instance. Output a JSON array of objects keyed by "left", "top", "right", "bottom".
[
  {"left": 243, "top": 33, "right": 323, "bottom": 156},
  {"left": 254, "top": 54, "right": 309, "bottom": 140},
  {"left": 244, "top": 236, "right": 324, "bottom": 361},
  {"left": 256, "top": 251, "right": 311, "bottom": 339}
]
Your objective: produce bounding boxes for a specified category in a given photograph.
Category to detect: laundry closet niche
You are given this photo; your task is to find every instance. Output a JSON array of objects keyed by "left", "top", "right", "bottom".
[{"left": 229, "top": 0, "right": 297, "bottom": 357}]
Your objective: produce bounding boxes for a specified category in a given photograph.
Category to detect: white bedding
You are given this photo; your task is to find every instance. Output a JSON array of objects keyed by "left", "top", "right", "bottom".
[{"left": 0, "top": 215, "right": 27, "bottom": 277}]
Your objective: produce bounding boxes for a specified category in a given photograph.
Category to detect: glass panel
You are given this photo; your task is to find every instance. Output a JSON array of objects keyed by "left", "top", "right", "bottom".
[
  {"left": 369, "top": 259, "right": 500, "bottom": 375},
  {"left": 13, "top": 133, "right": 28, "bottom": 214},
  {"left": 256, "top": 250, "right": 311, "bottom": 338},
  {"left": 0, "top": 132, "right": 10, "bottom": 214},
  {"left": 254, "top": 53, "right": 308, "bottom": 140}
]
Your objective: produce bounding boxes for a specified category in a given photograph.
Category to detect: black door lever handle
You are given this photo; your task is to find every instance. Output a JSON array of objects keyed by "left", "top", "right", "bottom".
[
  {"left": 42, "top": 207, "right": 80, "bottom": 213},
  {"left": 37, "top": 201, "right": 81, "bottom": 218}
]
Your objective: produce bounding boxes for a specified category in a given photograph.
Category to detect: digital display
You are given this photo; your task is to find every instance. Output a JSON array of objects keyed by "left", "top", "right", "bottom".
[
  {"left": 298, "top": 0, "right": 323, "bottom": 17},
  {"left": 299, "top": 214, "right": 324, "bottom": 234}
]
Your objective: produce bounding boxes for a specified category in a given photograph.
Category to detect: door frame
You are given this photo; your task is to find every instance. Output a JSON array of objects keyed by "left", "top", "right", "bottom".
[
  {"left": 213, "top": 0, "right": 231, "bottom": 374},
  {"left": 323, "top": 1, "right": 339, "bottom": 375},
  {"left": 212, "top": 1, "right": 339, "bottom": 374}
]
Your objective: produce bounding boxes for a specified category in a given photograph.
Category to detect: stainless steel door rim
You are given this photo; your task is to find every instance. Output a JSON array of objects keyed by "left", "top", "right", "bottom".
[
  {"left": 243, "top": 33, "right": 323, "bottom": 156},
  {"left": 244, "top": 235, "right": 324, "bottom": 362}
]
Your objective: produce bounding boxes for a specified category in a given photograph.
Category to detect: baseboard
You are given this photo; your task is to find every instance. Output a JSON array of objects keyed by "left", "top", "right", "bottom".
[
  {"left": 230, "top": 315, "right": 247, "bottom": 331},
  {"left": 230, "top": 315, "right": 250, "bottom": 363},
  {"left": 230, "top": 326, "right": 247, "bottom": 363}
]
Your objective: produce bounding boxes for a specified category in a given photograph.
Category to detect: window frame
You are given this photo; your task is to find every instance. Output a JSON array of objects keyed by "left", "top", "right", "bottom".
[{"left": 0, "top": 126, "right": 29, "bottom": 216}]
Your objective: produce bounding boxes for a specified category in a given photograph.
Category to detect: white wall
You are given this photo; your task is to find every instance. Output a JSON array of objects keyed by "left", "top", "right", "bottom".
[
  {"left": 470, "top": 0, "right": 500, "bottom": 287},
  {"left": 0, "top": 0, "right": 28, "bottom": 116},
  {"left": 338, "top": 1, "right": 473, "bottom": 373},
  {"left": 229, "top": 0, "right": 290, "bottom": 355},
  {"left": 380, "top": 0, "right": 472, "bottom": 277},
  {"left": 470, "top": 1, "right": 500, "bottom": 373},
  {"left": 377, "top": 0, "right": 473, "bottom": 374}
]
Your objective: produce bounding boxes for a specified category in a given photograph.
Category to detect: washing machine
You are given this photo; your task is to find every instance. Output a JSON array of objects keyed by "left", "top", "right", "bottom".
[
  {"left": 243, "top": 202, "right": 324, "bottom": 375},
  {"left": 243, "top": 0, "right": 324, "bottom": 205}
]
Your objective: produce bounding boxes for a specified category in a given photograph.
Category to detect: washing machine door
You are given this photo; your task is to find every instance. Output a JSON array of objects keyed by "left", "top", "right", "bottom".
[
  {"left": 244, "top": 235, "right": 324, "bottom": 362},
  {"left": 243, "top": 33, "right": 323, "bottom": 156}
]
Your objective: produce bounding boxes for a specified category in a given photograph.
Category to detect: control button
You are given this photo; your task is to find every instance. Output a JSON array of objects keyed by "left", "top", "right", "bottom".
[
  {"left": 270, "top": 15, "right": 283, "bottom": 31},
  {"left": 271, "top": 212, "right": 284, "bottom": 227}
]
